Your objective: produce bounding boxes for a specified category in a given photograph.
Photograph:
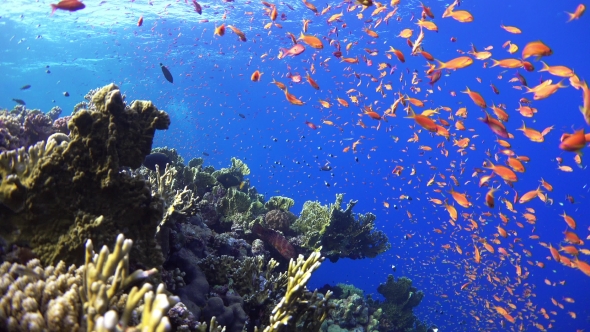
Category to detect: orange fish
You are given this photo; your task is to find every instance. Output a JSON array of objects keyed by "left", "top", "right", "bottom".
[
  {"left": 298, "top": 32, "right": 323, "bottom": 49},
  {"left": 519, "top": 187, "right": 542, "bottom": 204},
  {"left": 387, "top": 46, "right": 405, "bottom": 63},
  {"left": 479, "top": 112, "right": 509, "bottom": 138},
  {"left": 559, "top": 129, "right": 586, "bottom": 152},
  {"left": 449, "top": 188, "right": 471, "bottom": 208},
  {"left": 227, "top": 25, "right": 247, "bottom": 41},
  {"left": 284, "top": 89, "right": 304, "bottom": 105},
  {"left": 306, "top": 73, "right": 320, "bottom": 90},
  {"left": 50, "top": 0, "right": 85, "bottom": 14},
  {"left": 251, "top": 70, "right": 262, "bottom": 82},
  {"left": 491, "top": 58, "right": 523, "bottom": 69},
  {"left": 561, "top": 212, "right": 577, "bottom": 230},
  {"left": 522, "top": 41, "right": 552, "bottom": 60},
  {"left": 501, "top": 24, "right": 521, "bottom": 34},
  {"left": 566, "top": 4, "right": 586, "bottom": 22},
  {"left": 462, "top": 86, "right": 486, "bottom": 108},
  {"left": 449, "top": 10, "right": 474, "bottom": 23},
  {"left": 214, "top": 24, "right": 226, "bottom": 36},
  {"left": 137, "top": 16, "right": 143, "bottom": 27},
  {"left": 539, "top": 61, "right": 574, "bottom": 77},
  {"left": 304, "top": 121, "right": 317, "bottom": 130},
  {"left": 271, "top": 78, "right": 287, "bottom": 91},
  {"left": 580, "top": 81, "right": 590, "bottom": 125},
  {"left": 484, "top": 160, "right": 518, "bottom": 183},
  {"left": 406, "top": 111, "right": 438, "bottom": 132},
  {"left": 434, "top": 56, "right": 473, "bottom": 70},
  {"left": 337, "top": 97, "right": 349, "bottom": 107}
]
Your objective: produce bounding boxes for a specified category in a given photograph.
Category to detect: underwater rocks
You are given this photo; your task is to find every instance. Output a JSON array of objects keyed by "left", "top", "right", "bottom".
[{"left": 0, "top": 83, "right": 170, "bottom": 268}]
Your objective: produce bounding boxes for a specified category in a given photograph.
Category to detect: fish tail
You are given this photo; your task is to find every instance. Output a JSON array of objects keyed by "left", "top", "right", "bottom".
[
  {"left": 490, "top": 59, "right": 500, "bottom": 67},
  {"left": 50, "top": 4, "right": 57, "bottom": 15},
  {"left": 434, "top": 59, "right": 445, "bottom": 70},
  {"left": 565, "top": 11, "right": 575, "bottom": 22},
  {"left": 539, "top": 61, "right": 550, "bottom": 72}
]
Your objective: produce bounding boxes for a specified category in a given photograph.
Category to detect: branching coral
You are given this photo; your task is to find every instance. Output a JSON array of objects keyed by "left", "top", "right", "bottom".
[
  {"left": 293, "top": 194, "right": 391, "bottom": 262},
  {"left": 264, "top": 252, "right": 332, "bottom": 332},
  {"left": 0, "top": 232, "right": 178, "bottom": 332}
]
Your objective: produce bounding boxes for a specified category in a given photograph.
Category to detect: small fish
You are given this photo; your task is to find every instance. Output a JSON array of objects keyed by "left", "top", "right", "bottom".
[
  {"left": 137, "top": 16, "right": 143, "bottom": 26},
  {"left": 63, "top": 91, "right": 70, "bottom": 97},
  {"left": 160, "top": 63, "right": 173, "bottom": 83},
  {"left": 278, "top": 43, "right": 305, "bottom": 59},
  {"left": 192, "top": 0, "right": 202, "bottom": 14},
  {"left": 20, "top": 84, "right": 31, "bottom": 90},
  {"left": 239, "top": 113, "right": 246, "bottom": 118},
  {"left": 251, "top": 70, "right": 262, "bottom": 82},
  {"left": 202, "top": 152, "right": 210, "bottom": 156},
  {"left": 12, "top": 98, "right": 26, "bottom": 105},
  {"left": 50, "top": 0, "right": 85, "bottom": 15}
]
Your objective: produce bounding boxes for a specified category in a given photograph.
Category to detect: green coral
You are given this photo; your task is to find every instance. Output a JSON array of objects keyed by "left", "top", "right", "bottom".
[
  {"left": 374, "top": 275, "right": 424, "bottom": 332},
  {"left": 264, "top": 196, "right": 295, "bottom": 211},
  {"left": 211, "top": 157, "right": 250, "bottom": 184},
  {"left": 293, "top": 194, "right": 391, "bottom": 262},
  {"left": 216, "top": 187, "right": 253, "bottom": 227},
  {"left": 0, "top": 84, "right": 169, "bottom": 268},
  {"left": 335, "top": 283, "right": 364, "bottom": 299}
]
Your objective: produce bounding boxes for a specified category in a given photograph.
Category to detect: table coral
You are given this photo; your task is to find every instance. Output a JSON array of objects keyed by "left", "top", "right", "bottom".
[
  {"left": 0, "top": 84, "right": 170, "bottom": 269},
  {"left": 293, "top": 194, "right": 391, "bottom": 262},
  {"left": 374, "top": 275, "right": 425, "bottom": 332}
]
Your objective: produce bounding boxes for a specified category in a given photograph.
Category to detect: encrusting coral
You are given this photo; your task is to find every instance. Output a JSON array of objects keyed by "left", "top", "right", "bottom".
[
  {"left": 0, "top": 232, "right": 179, "bottom": 332},
  {"left": 0, "top": 84, "right": 170, "bottom": 268}
]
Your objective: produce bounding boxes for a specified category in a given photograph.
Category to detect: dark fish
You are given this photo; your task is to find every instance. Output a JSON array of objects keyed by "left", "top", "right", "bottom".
[
  {"left": 239, "top": 113, "right": 246, "bottom": 118},
  {"left": 160, "top": 63, "right": 173, "bottom": 83},
  {"left": 192, "top": 0, "right": 202, "bottom": 14},
  {"left": 12, "top": 98, "right": 26, "bottom": 105},
  {"left": 20, "top": 84, "right": 31, "bottom": 90},
  {"left": 143, "top": 152, "right": 171, "bottom": 173},
  {"left": 63, "top": 91, "right": 70, "bottom": 97},
  {"left": 202, "top": 152, "right": 210, "bottom": 156},
  {"left": 217, "top": 173, "right": 241, "bottom": 188},
  {"left": 320, "top": 163, "right": 332, "bottom": 171}
]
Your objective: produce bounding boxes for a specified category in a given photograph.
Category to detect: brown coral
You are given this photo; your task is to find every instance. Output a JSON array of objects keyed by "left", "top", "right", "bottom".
[{"left": 0, "top": 84, "right": 170, "bottom": 269}]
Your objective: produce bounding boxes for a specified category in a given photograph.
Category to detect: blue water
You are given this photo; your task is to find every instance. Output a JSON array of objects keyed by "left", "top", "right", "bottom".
[{"left": 2, "top": 0, "right": 590, "bottom": 330}]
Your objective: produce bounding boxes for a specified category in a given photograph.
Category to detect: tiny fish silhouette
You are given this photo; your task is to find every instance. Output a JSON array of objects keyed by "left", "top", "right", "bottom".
[{"left": 160, "top": 63, "right": 173, "bottom": 83}]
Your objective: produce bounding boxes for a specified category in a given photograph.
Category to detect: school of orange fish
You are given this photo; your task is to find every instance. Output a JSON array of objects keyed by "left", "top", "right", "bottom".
[
  {"left": 192, "top": 1, "right": 590, "bottom": 330},
  {"left": 49, "top": 0, "right": 586, "bottom": 329}
]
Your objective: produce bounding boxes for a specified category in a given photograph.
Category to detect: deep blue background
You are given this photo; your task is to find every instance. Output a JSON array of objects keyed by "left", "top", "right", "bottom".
[{"left": 2, "top": 0, "right": 590, "bottom": 330}]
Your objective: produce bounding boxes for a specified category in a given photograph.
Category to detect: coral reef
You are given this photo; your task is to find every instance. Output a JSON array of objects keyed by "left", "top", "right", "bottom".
[
  {"left": 371, "top": 275, "right": 425, "bottom": 332},
  {"left": 0, "top": 83, "right": 170, "bottom": 268},
  {"left": 0, "top": 105, "right": 68, "bottom": 152},
  {"left": 0, "top": 233, "right": 178, "bottom": 332},
  {"left": 264, "top": 251, "right": 332, "bottom": 332},
  {"left": 294, "top": 194, "right": 391, "bottom": 262}
]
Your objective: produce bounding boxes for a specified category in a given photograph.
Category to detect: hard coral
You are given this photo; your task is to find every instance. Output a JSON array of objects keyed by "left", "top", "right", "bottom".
[
  {"left": 0, "top": 84, "right": 170, "bottom": 269},
  {"left": 0, "top": 233, "right": 178, "bottom": 332},
  {"left": 294, "top": 194, "right": 391, "bottom": 262},
  {"left": 375, "top": 275, "right": 424, "bottom": 332}
]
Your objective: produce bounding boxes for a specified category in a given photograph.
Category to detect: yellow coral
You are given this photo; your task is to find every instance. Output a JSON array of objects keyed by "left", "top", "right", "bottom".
[{"left": 264, "top": 252, "right": 325, "bottom": 332}]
